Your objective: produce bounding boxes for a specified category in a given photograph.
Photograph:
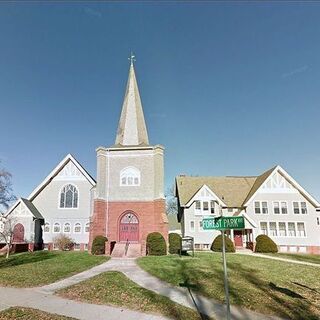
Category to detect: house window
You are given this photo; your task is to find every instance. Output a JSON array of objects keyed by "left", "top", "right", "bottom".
[
  {"left": 84, "top": 243, "right": 88, "bottom": 251},
  {"left": 60, "top": 184, "right": 78, "bottom": 208},
  {"left": 293, "top": 202, "right": 300, "bottom": 214},
  {"left": 85, "top": 222, "right": 90, "bottom": 233},
  {"left": 262, "top": 202, "right": 268, "bottom": 214},
  {"left": 297, "top": 223, "right": 306, "bottom": 237},
  {"left": 273, "top": 202, "right": 280, "bottom": 214},
  {"left": 190, "top": 221, "right": 195, "bottom": 231},
  {"left": 74, "top": 223, "right": 81, "bottom": 233},
  {"left": 281, "top": 202, "right": 288, "bottom": 214},
  {"left": 260, "top": 222, "right": 268, "bottom": 235},
  {"left": 120, "top": 167, "right": 140, "bottom": 186},
  {"left": 74, "top": 243, "right": 81, "bottom": 251},
  {"left": 254, "top": 202, "right": 261, "bottom": 214},
  {"left": 210, "top": 201, "right": 215, "bottom": 214},
  {"left": 279, "top": 222, "right": 286, "bottom": 237},
  {"left": 301, "top": 202, "right": 307, "bottom": 214},
  {"left": 203, "top": 201, "right": 209, "bottom": 211},
  {"left": 288, "top": 222, "right": 296, "bottom": 237},
  {"left": 195, "top": 201, "right": 201, "bottom": 211},
  {"left": 53, "top": 223, "right": 61, "bottom": 233},
  {"left": 269, "top": 222, "right": 277, "bottom": 236},
  {"left": 199, "top": 221, "right": 203, "bottom": 230},
  {"left": 63, "top": 223, "right": 71, "bottom": 233},
  {"left": 317, "top": 217, "right": 320, "bottom": 226},
  {"left": 44, "top": 223, "right": 50, "bottom": 233}
]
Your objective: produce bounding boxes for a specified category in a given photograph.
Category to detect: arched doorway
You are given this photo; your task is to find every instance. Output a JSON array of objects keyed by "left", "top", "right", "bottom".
[
  {"left": 13, "top": 223, "right": 25, "bottom": 243},
  {"left": 119, "top": 212, "right": 139, "bottom": 242}
]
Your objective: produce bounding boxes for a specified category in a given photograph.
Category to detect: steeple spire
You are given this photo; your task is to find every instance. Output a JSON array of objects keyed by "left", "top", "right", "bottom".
[{"left": 115, "top": 55, "right": 149, "bottom": 146}]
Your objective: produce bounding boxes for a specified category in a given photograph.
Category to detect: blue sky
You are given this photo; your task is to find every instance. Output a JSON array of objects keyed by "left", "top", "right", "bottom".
[{"left": 1, "top": 2, "right": 320, "bottom": 200}]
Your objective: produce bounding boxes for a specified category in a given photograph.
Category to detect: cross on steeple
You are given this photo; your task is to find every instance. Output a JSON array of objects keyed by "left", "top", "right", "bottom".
[{"left": 128, "top": 52, "right": 136, "bottom": 65}]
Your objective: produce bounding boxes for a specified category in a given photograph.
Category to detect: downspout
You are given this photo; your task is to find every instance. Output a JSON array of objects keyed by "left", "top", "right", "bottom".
[{"left": 105, "top": 149, "right": 110, "bottom": 239}]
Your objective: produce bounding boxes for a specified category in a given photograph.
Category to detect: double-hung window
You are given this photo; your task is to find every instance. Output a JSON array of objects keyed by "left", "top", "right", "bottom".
[
  {"left": 210, "top": 201, "right": 215, "bottom": 214},
  {"left": 281, "top": 202, "right": 288, "bottom": 214},
  {"left": 195, "top": 201, "right": 201, "bottom": 212},
  {"left": 293, "top": 202, "right": 300, "bottom": 214},
  {"left": 288, "top": 222, "right": 296, "bottom": 237},
  {"left": 269, "top": 222, "right": 277, "bottom": 236},
  {"left": 273, "top": 202, "right": 280, "bottom": 214},
  {"left": 279, "top": 222, "right": 286, "bottom": 236},
  {"left": 261, "top": 202, "right": 268, "bottom": 214},
  {"left": 190, "top": 221, "right": 195, "bottom": 231},
  {"left": 254, "top": 202, "right": 261, "bottom": 214},
  {"left": 297, "top": 223, "right": 306, "bottom": 237},
  {"left": 260, "top": 222, "right": 268, "bottom": 235},
  {"left": 203, "top": 201, "right": 209, "bottom": 212},
  {"left": 301, "top": 202, "right": 307, "bottom": 214}
]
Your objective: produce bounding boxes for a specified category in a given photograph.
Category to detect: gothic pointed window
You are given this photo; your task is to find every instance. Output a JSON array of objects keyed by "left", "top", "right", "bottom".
[
  {"left": 120, "top": 167, "right": 140, "bottom": 186},
  {"left": 60, "top": 184, "right": 78, "bottom": 208}
]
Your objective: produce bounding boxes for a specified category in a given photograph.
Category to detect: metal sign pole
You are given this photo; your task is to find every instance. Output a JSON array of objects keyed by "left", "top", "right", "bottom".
[{"left": 221, "top": 229, "right": 231, "bottom": 320}]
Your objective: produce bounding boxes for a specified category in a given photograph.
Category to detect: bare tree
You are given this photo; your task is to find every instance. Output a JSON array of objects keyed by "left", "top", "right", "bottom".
[
  {"left": 0, "top": 215, "right": 16, "bottom": 258},
  {"left": 0, "top": 162, "right": 16, "bottom": 214},
  {"left": 165, "top": 186, "right": 178, "bottom": 215}
]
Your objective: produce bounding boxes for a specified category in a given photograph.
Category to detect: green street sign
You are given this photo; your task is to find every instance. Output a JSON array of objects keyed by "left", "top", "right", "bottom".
[{"left": 202, "top": 216, "right": 245, "bottom": 230}]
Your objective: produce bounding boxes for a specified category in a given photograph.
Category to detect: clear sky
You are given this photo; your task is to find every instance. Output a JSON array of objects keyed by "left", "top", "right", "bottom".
[{"left": 1, "top": 2, "right": 320, "bottom": 200}]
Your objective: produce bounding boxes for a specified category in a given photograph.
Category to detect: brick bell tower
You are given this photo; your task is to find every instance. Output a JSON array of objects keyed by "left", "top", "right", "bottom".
[{"left": 89, "top": 55, "right": 168, "bottom": 256}]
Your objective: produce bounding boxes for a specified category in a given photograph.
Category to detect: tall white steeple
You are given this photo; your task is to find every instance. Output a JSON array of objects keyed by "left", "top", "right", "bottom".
[{"left": 115, "top": 54, "right": 149, "bottom": 146}]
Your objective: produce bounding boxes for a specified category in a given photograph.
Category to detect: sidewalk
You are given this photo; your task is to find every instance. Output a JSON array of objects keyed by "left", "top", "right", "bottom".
[
  {"left": 37, "top": 258, "right": 282, "bottom": 320},
  {"left": 0, "top": 286, "right": 168, "bottom": 320}
]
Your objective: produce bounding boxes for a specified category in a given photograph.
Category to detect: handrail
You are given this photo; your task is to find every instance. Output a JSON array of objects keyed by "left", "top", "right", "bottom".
[{"left": 125, "top": 239, "right": 129, "bottom": 256}]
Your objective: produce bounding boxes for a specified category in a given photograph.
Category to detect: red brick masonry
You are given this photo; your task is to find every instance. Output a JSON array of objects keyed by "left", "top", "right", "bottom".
[{"left": 89, "top": 199, "right": 168, "bottom": 255}]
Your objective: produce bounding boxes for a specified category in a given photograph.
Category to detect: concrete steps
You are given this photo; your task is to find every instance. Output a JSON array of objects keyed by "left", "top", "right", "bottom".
[
  {"left": 111, "top": 243, "right": 142, "bottom": 258},
  {"left": 126, "top": 243, "right": 141, "bottom": 258},
  {"left": 111, "top": 243, "right": 126, "bottom": 258}
]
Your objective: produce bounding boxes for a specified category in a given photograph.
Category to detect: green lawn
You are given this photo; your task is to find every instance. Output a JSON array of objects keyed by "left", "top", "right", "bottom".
[
  {"left": 58, "top": 271, "right": 211, "bottom": 320},
  {"left": 0, "top": 307, "right": 75, "bottom": 320},
  {"left": 138, "top": 252, "right": 320, "bottom": 320},
  {"left": 264, "top": 253, "right": 320, "bottom": 265},
  {"left": 0, "top": 251, "right": 108, "bottom": 287}
]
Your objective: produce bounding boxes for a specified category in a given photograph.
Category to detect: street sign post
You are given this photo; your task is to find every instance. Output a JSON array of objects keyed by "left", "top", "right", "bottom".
[{"left": 202, "top": 215, "right": 245, "bottom": 320}]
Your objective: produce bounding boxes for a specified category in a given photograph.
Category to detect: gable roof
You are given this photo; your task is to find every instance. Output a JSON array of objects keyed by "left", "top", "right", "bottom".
[
  {"left": 28, "top": 154, "right": 96, "bottom": 201},
  {"left": 176, "top": 165, "right": 320, "bottom": 209},
  {"left": 176, "top": 175, "right": 257, "bottom": 208},
  {"left": 5, "top": 198, "right": 43, "bottom": 219}
]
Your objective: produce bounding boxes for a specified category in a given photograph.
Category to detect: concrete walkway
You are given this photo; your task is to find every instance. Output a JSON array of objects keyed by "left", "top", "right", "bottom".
[
  {"left": 37, "top": 258, "right": 282, "bottom": 320},
  {"left": 0, "top": 286, "right": 168, "bottom": 320},
  {"left": 236, "top": 252, "right": 320, "bottom": 267}
]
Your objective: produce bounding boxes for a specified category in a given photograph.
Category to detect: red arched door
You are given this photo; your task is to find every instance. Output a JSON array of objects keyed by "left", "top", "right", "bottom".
[
  {"left": 119, "top": 212, "right": 139, "bottom": 242},
  {"left": 13, "top": 223, "right": 25, "bottom": 243}
]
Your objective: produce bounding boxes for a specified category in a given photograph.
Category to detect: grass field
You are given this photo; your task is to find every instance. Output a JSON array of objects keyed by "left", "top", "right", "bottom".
[
  {"left": 0, "top": 307, "right": 75, "bottom": 320},
  {"left": 58, "top": 271, "right": 211, "bottom": 320},
  {"left": 138, "top": 252, "right": 320, "bottom": 320},
  {"left": 0, "top": 251, "right": 108, "bottom": 287}
]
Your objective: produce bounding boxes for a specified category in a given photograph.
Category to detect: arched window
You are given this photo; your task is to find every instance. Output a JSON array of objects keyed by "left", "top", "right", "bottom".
[
  {"left": 85, "top": 222, "right": 90, "bottom": 233},
  {"left": 120, "top": 167, "right": 140, "bottom": 186},
  {"left": 74, "top": 223, "right": 81, "bottom": 233},
  {"left": 63, "top": 223, "right": 71, "bottom": 233},
  {"left": 53, "top": 223, "right": 61, "bottom": 233},
  {"left": 60, "top": 184, "right": 78, "bottom": 208},
  {"left": 44, "top": 223, "right": 50, "bottom": 233}
]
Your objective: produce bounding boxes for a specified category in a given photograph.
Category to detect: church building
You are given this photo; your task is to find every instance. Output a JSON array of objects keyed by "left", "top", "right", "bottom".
[{"left": 3, "top": 59, "right": 168, "bottom": 256}]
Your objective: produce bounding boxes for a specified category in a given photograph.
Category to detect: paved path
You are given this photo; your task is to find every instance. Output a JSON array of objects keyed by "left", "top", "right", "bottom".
[
  {"left": 37, "top": 258, "right": 282, "bottom": 320},
  {"left": 0, "top": 286, "right": 168, "bottom": 320},
  {"left": 236, "top": 252, "right": 320, "bottom": 267}
]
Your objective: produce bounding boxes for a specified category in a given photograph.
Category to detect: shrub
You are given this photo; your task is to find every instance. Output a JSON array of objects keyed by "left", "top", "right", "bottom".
[
  {"left": 255, "top": 235, "right": 278, "bottom": 253},
  {"left": 211, "top": 234, "right": 235, "bottom": 253},
  {"left": 146, "top": 232, "right": 167, "bottom": 256},
  {"left": 91, "top": 235, "right": 108, "bottom": 255},
  {"left": 169, "top": 233, "right": 182, "bottom": 254},
  {"left": 53, "top": 234, "right": 74, "bottom": 251}
]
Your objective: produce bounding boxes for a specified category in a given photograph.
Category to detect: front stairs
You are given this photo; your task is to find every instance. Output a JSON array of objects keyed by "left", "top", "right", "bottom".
[{"left": 111, "top": 242, "right": 141, "bottom": 258}]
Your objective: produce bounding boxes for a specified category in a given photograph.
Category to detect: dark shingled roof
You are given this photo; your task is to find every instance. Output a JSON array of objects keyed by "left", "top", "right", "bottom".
[{"left": 21, "top": 198, "right": 44, "bottom": 219}]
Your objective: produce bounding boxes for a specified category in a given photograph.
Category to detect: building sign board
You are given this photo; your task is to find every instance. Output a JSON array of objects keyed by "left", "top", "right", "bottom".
[{"left": 202, "top": 216, "right": 245, "bottom": 230}]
